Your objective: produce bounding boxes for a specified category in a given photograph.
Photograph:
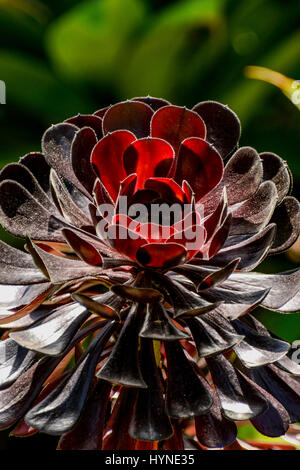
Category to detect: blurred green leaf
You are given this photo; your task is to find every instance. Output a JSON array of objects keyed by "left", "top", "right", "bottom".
[
  {"left": 0, "top": 50, "right": 91, "bottom": 122},
  {"left": 222, "top": 30, "right": 300, "bottom": 123},
  {"left": 46, "top": 0, "right": 146, "bottom": 83},
  {"left": 245, "top": 66, "right": 300, "bottom": 110},
  {"left": 0, "top": 0, "right": 50, "bottom": 23},
  {"left": 237, "top": 422, "right": 300, "bottom": 449},
  {"left": 118, "top": 0, "right": 225, "bottom": 99}
]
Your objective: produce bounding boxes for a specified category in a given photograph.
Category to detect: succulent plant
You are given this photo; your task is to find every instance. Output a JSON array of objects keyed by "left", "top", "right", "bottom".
[{"left": 0, "top": 97, "right": 299, "bottom": 450}]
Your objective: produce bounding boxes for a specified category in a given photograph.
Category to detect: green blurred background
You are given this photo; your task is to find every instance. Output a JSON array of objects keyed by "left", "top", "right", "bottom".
[{"left": 0, "top": 0, "right": 299, "bottom": 449}]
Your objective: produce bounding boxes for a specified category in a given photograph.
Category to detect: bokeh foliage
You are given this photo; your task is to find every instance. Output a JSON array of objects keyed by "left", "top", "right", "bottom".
[{"left": 0, "top": 0, "right": 299, "bottom": 448}]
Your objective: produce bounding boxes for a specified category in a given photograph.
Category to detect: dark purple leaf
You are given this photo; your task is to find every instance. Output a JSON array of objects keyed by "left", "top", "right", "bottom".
[
  {"left": 0, "top": 163, "right": 57, "bottom": 213},
  {"left": 139, "top": 303, "right": 190, "bottom": 341},
  {"left": 201, "top": 286, "right": 269, "bottom": 319},
  {"left": 111, "top": 284, "right": 163, "bottom": 303},
  {"left": 132, "top": 96, "right": 170, "bottom": 111},
  {"left": 0, "top": 338, "right": 37, "bottom": 389},
  {"left": 97, "top": 304, "right": 147, "bottom": 388},
  {"left": 207, "top": 354, "right": 268, "bottom": 420},
  {"left": 0, "top": 180, "right": 65, "bottom": 241},
  {"left": 74, "top": 290, "right": 125, "bottom": 319},
  {"left": 25, "top": 322, "right": 116, "bottom": 434},
  {"left": 0, "top": 356, "right": 60, "bottom": 429},
  {"left": 28, "top": 242, "right": 104, "bottom": 283},
  {"left": 207, "top": 213, "right": 232, "bottom": 258},
  {"left": 250, "top": 381, "right": 290, "bottom": 438},
  {"left": 66, "top": 114, "right": 103, "bottom": 140},
  {"left": 260, "top": 151, "right": 291, "bottom": 202},
  {"left": 225, "top": 268, "right": 300, "bottom": 312},
  {"left": 232, "top": 319, "right": 290, "bottom": 367},
  {"left": 129, "top": 339, "right": 173, "bottom": 441},
  {"left": 202, "top": 147, "right": 263, "bottom": 214},
  {"left": 71, "top": 127, "right": 98, "bottom": 195},
  {"left": 19, "top": 152, "right": 51, "bottom": 195},
  {"left": 59, "top": 379, "right": 111, "bottom": 450},
  {"left": 269, "top": 196, "right": 300, "bottom": 253},
  {"left": 247, "top": 364, "right": 300, "bottom": 423},
  {"left": 186, "top": 315, "right": 243, "bottom": 358},
  {"left": 275, "top": 355, "right": 300, "bottom": 376},
  {"left": 0, "top": 241, "right": 47, "bottom": 285},
  {"left": 50, "top": 170, "right": 91, "bottom": 227},
  {"left": 165, "top": 340, "right": 213, "bottom": 418},
  {"left": 210, "top": 224, "right": 276, "bottom": 271},
  {"left": 193, "top": 101, "right": 241, "bottom": 159},
  {"left": 198, "top": 258, "right": 240, "bottom": 290},
  {"left": 102, "top": 100, "right": 153, "bottom": 138},
  {"left": 42, "top": 123, "right": 91, "bottom": 199},
  {"left": 195, "top": 388, "right": 237, "bottom": 448},
  {"left": 229, "top": 181, "right": 278, "bottom": 236},
  {"left": 10, "top": 303, "right": 91, "bottom": 355},
  {"left": 0, "top": 283, "right": 53, "bottom": 326},
  {"left": 159, "top": 275, "right": 219, "bottom": 318}
]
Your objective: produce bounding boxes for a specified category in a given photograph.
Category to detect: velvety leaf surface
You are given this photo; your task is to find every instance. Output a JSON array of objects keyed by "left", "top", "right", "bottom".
[
  {"left": 50, "top": 170, "right": 91, "bottom": 227},
  {"left": 229, "top": 181, "right": 278, "bottom": 236},
  {"left": 129, "top": 339, "right": 173, "bottom": 441},
  {"left": 165, "top": 340, "right": 213, "bottom": 418},
  {"left": 10, "top": 303, "right": 91, "bottom": 355},
  {"left": 0, "top": 241, "right": 47, "bottom": 285},
  {"left": 269, "top": 196, "right": 300, "bottom": 253},
  {"left": 19, "top": 153, "right": 51, "bottom": 196},
  {"left": 0, "top": 163, "right": 57, "bottom": 214},
  {"left": 193, "top": 101, "right": 241, "bottom": 159},
  {"left": 139, "top": 303, "right": 190, "bottom": 341},
  {"left": 247, "top": 364, "right": 300, "bottom": 423},
  {"left": 42, "top": 123, "right": 90, "bottom": 196},
  {"left": 232, "top": 320, "right": 289, "bottom": 368},
  {"left": 71, "top": 126, "right": 98, "bottom": 195},
  {"left": 159, "top": 275, "right": 219, "bottom": 317},
  {"left": 0, "top": 180, "right": 65, "bottom": 241},
  {"left": 24, "top": 322, "right": 116, "bottom": 434},
  {"left": 195, "top": 387, "right": 237, "bottom": 448},
  {"left": 59, "top": 379, "right": 111, "bottom": 450},
  {"left": 225, "top": 268, "right": 300, "bottom": 312},
  {"left": 29, "top": 242, "right": 104, "bottom": 283},
  {"left": 102, "top": 100, "right": 153, "bottom": 138},
  {"left": 210, "top": 224, "right": 276, "bottom": 270},
  {"left": 0, "top": 338, "right": 37, "bottom": 389},
  {"left": 260, "top": 152, "right": 291, "bottom": 202},
  {"left": 207, "top": 355, "right": 268, "bottom": 421},
  {"left": 97, "top": 305, "right": 147, "bottom": 388},
  {"left": 66, "top": 114, "right": 103, "bottom": 139},
  {"left": 186, "top": 315, "right": 243, "bottom": 358}
]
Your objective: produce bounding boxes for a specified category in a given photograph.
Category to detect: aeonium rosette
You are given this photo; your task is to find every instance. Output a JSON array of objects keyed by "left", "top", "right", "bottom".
[{"left": 0, "top": 96, "right": 299, "bottom": 450}]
